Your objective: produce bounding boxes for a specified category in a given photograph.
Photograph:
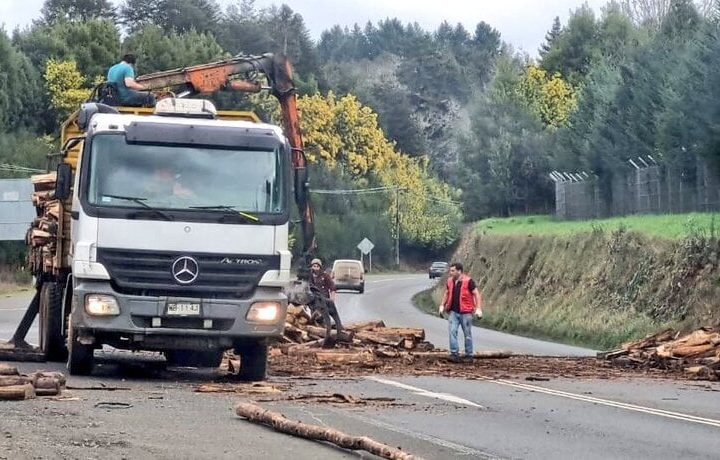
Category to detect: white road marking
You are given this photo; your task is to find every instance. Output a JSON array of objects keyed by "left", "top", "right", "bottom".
[
  {"left": 0, "top": 308, "right": 28, "bottom": 311},
  {"left": 368, "top": 376, "right": 484, "bottom": 408},
  {"left": 369, "top": 277, "right": 422, "bottom": 284},
  {"left": 486, "top": 378, "right": 720, "bottom": 429},
  {"left": 324, "top": 406, "right": 500, "bottom": 459}
]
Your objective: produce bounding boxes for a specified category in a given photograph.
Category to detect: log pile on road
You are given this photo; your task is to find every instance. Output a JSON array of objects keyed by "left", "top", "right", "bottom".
[
  {"left": 274, "top": 306, "right": 514, "bottom": 367},
  {"left": 0, "top": 364, "right": 66, "bottom": 400},
  {"left": 280, "top": 305, "right": 435, "bottom": 362},
  {"left": 600, "top": 327, "right": 720, "bottom": 380}
]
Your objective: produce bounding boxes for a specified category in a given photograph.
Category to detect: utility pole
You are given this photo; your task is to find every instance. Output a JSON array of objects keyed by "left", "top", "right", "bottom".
[{"left": 395, "top": 186, "right": 400, "bottom": 267}]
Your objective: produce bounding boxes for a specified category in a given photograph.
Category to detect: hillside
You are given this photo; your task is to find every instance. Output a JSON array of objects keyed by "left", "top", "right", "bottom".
[{"left": 423, "top": 214, "right": 720, "bottom": 349}]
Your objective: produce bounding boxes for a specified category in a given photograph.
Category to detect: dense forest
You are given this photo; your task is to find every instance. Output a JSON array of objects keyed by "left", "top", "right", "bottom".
[{"left": 2, "top": 0, "right": 720, "bottom": 265}]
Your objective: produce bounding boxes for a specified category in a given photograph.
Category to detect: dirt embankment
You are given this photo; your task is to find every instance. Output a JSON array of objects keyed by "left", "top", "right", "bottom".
[{"left": 436, "top": 227, "right": 720, "bottom": 349}]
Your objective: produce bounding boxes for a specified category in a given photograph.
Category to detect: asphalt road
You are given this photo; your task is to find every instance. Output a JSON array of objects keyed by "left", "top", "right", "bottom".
[{"left": 1, "top": 276, "right": 719, "bottom": 459}]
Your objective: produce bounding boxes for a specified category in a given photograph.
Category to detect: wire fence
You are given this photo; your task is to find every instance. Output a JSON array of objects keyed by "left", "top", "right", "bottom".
[{"left": 552, "top": 154, "right": 720, "bottom": 220}]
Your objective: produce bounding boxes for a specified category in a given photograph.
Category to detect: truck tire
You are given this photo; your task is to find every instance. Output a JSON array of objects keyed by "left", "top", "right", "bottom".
[
  {"left": 165, "top": 350, "right": 224, "bottom": 368},
  {"left": 39, "top": 282, "right": 68, "bottom": 362},
  {"left": 67, "top": 320, "right": 94, "bottom": 376},
  {"left": 235, "top": 341, "right": 268, "bottom": 381}
]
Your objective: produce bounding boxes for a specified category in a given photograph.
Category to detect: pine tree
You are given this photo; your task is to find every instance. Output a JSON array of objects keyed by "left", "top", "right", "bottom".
[{"left": 539, "top": 16, "right": 562, "bottom": 58}]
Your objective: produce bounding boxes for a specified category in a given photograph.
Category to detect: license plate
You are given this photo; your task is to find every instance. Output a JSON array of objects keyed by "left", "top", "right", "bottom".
[{"left": 167, "top": 303, "right": 201, "bottom": 316}]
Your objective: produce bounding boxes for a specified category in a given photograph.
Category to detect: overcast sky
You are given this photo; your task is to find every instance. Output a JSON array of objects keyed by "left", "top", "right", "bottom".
[{"left": 0, "top": 0, "right": 610, "bottom": 55}]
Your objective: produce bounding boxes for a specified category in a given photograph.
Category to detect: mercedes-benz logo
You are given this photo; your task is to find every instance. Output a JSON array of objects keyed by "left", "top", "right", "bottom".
[{"left": 171, "top": 256, "right": 199, "bottom": 284}]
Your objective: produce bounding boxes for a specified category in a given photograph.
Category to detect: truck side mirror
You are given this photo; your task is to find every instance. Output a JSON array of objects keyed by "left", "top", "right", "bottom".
[{"left": 55, "top": 163, "right": 72, "bottom": 200}]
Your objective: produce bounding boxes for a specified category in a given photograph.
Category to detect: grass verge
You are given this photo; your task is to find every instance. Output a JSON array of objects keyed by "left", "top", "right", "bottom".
[
  {"left": 413, "top": 286, "right": 671, "bottom": 351},
  {"left": 477, "top": 213, "right": 720, "bottom": 239}
]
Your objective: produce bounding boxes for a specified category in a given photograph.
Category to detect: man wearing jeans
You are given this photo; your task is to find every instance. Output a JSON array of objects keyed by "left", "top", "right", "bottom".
[{"left": 438, "top": 262, "right": 483, "bottom": 362}]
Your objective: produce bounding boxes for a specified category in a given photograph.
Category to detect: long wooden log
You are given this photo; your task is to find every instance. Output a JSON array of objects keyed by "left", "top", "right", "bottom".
[
  {"left": 370, "top": 327, "right": 425, "bottom": 341},
  {"left": 0, "top": 364, "right": 20, "bottom": 375},
  {"left": 345, "top": 320, "right": 386, "bottom": 331},
  {"left": 354, "top": 331, "right": 403, "bottom": 348},
  {"left": 408, "top": 350, "right": 513, "bottom": 359},
  {"left": 304, "top": 325, "right": 355, "bottom": 343},
  {"left": 314, "top": 350, "right": 376, "bottom": 364},
  {"left": 0, "top": 383, "right": 36, "bottom": 401},
  {"left": 0, "top": 375, "right": 33, "bottom": 387},
  {"left": 235, "top": 401, "right": 419, "bottom": 460},
  {"left": 658, "top": 343, "right": 716, "bottom": 359},
  {"left": 284, "top": 339, "right": 325, "bottom": 355}
]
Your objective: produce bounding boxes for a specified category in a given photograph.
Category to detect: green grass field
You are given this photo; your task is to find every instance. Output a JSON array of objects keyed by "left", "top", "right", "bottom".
[{"left": 475, "top": 213, "right": 720, "bottom": 239}]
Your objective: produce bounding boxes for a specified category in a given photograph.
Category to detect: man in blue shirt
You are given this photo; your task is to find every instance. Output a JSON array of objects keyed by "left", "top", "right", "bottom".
[{"left": 106, "top": 54, "right": 156, "bottom": 107}]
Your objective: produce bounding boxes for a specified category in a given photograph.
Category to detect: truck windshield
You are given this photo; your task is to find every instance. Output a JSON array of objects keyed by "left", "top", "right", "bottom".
[{"left": 86, "top": 134, "right": 285, "bottom": 215}]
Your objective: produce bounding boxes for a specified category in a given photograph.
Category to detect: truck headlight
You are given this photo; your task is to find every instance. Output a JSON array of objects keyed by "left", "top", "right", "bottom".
[
  {"left": 246, "top": 301, "right": 281, "bottom": 323},
  {"left": 85, "top": 294, "right": 120, "bottom": 316}
]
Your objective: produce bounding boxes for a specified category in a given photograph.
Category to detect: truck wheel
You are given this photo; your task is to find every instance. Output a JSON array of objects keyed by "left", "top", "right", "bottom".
[
  {"left": 358, "top": 284, "right": 364, "bottom": 294},
  {"left": 165, "top": 350, "right": 224, "bottom": 368},
  {"left": 67, "top": 321, "right": 94, "bottom": 376},
  {"left": 235, "top": 341, "right": 268, "bottom": 381},
  {"left": 39, "top": 282, "right": 67, "bottom": 362}
]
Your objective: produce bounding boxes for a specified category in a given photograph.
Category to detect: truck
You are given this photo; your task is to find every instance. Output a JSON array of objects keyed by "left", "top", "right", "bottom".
[{"left": 15, "top": 54, "right": 317, "bottom": 380}]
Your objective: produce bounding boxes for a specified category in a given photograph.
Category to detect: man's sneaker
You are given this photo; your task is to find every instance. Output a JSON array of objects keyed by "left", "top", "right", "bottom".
[
  {"left": 448, "top": 354, "right": 461, "bottom": 363},
  {"left": 462, "top": 355, "right": 474, "bottom": 363}
]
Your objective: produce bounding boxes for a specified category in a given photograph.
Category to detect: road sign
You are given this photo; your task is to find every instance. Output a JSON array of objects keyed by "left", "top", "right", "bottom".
[{"left": 357, "top": 237, "right": 374, "bottom": 255}]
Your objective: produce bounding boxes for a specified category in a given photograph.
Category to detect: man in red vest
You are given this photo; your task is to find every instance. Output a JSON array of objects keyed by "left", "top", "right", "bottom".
[{"left": 438, "top": 262, "right": 483, "bottom": 362}]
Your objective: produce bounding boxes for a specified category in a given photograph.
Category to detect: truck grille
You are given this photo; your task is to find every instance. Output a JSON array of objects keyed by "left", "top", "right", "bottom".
[{"left": 97, "top": 248, "right": 280, "bottom": 299}]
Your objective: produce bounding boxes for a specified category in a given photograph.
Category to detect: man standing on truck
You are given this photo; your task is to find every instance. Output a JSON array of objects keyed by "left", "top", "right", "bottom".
[
  {"left": 107, "top": 54, "right": 156, "bottom": 107},
  {"left": 438, "top": 262, "right": 483, "bottom": 362},
  {"left": 309, "top": 258, "right": 344, "bottom": 344}
]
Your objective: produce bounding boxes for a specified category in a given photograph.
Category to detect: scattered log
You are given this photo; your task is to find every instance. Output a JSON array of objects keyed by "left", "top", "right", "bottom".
[
  {"left": 0, "top": 375, "right": 33, "bottom": 387},
  {"left": 659, "top": 343, "right": 716, "bottom": 359},
  {"left": 314, "top": 350, "right": 376, "bottom": 364},
  {"left": 473, "top": 350, "right": 514, "bottom": 359},
  {"left": 235, "top": 401, "right": 419, "bottom": 460},
  {"left": 372, "top": 327, "right": 425, "bottom": 341},
  {"left": 304, "top": 325, "right": 355, "bottom": 343},
  {"left": 0, "top": 342, "right": 45, "bottom": 362},
  {"left": 0, "top": 383, "right": 36, "bottom": 401},
  {"left": 34, "top": 377, "right": 61, "bottom": 396},
  {"left": 354, "top": 331, "right": 404, "bottom": 348},
  {"left": 685, "top": 365, "right": 718, "bottom": 381},
  {"left": 0, "top": 364, "right": 20, "bottom": 375},
  {"left": 345, "top": 320, "right": 386, "bottom": 331},
  {"left": 604, "top": 326, "right": 720, "bottom": 381}
]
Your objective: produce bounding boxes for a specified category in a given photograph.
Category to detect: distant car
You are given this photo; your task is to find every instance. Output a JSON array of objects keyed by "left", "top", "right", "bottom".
[
  {"left": 332, "top": 259, "right": 365, "bottom": 293},
  {"left": 428, "top": 261, "right": 448, "bottom": 279}
]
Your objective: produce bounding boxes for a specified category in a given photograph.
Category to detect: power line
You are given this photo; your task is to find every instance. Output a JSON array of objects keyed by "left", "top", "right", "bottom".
[
  {"left": 311, "top": 185, "right": 460, "bottom": 205},
  {"left": 0, "top": 163, "right": 44, "bottom": 173},
  {"left": 309, "top": 186, "right": 401, "bottom": 195}
]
